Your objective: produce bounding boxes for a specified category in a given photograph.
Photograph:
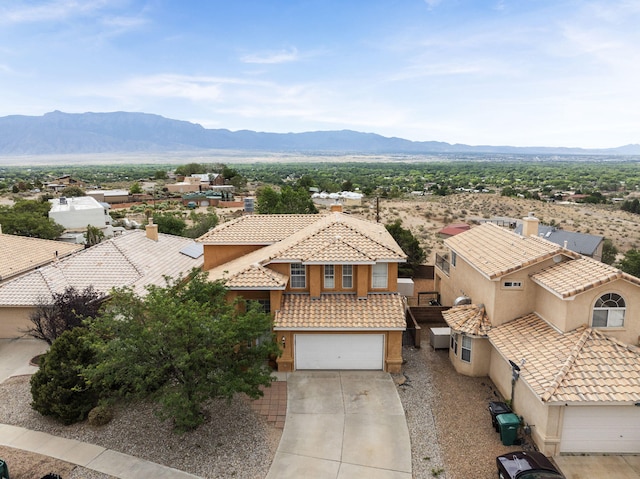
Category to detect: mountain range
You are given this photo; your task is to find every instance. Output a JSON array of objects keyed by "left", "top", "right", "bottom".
[{"left": 0, "top": 110, "right": 638, "bottom": 156}]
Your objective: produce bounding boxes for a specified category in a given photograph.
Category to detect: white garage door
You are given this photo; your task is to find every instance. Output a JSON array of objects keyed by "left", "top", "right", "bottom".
[
  {"left": 295, "top": 334, "right": 384, "bottom": 370},
  {"left": 561, "top": 406, "right": 640, "bottom": 453}
]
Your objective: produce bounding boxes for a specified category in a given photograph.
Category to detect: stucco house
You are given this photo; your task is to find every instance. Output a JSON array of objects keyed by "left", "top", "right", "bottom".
[
  {"left": 0, "top": 223, "right": 204, "bottom": 338},
  {"left": 49, "top": 195, "right": 124, "bottom": 242},
  {"left": 197, "top": 207, "right": 407, "bottom": 373},
  {"left": 434, "top": 215, "right": 640, "bottom": 455}
]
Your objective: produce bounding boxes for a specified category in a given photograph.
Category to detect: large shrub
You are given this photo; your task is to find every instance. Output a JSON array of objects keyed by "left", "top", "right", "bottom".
[{"left": 30, "top": 328, "right": 99, "bottom": 424}]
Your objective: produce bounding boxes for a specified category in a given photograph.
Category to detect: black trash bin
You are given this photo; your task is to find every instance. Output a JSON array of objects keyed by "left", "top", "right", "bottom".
[{"left": 488, "top": 401, "right": 512, "bottom": 432}]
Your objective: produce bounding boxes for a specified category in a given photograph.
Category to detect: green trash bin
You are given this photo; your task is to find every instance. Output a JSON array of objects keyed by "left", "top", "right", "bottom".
[
  {"left": 0, "top": 458, "right": 9, "bottom": 479},
  {"left": 496, "top": 413, "right": 520, "bottom": 446}
]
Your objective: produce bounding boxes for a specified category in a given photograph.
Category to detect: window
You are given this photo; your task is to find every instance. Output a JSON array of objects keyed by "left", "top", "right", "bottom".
[
  {"left": 503, "top": 280, "right": 523, "bottom": 289},
  {"left": 450, "top": 333, "right": 458, "bottom": 355},
  {"left": 342, "top": 264, "right": 353, "bottom": 289},
  {"left": 592, "top": 293, "right": 625, "bottom": 328},
  {"left": 461, "top": 336, "right": 472, "bottom": 362},
  {"left": 324, "top": 265, "right": 335, "bottom": 289},
  {"left": 255, "top": 299, "right": 271, "bottom": 313},
  {"left": 372, "top": 263, "right": 388, "bottom": 289},
  {"left": 290, "top": 263, "right": 306, "bottom": 289},
  {"left": 451, "top": 251, "right": 457, "bottom": 267}
]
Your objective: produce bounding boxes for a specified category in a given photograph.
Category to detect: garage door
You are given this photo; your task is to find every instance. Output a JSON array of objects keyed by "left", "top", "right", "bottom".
[
  {"left": 561, "top": 406, "right": 640, "bottom": 453},
  {"left": 295, "top": 334, "right": 384, "bottom": 370}
]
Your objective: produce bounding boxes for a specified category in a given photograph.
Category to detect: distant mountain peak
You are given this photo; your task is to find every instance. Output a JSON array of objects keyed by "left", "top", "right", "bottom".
[{"left": 0, "top": 111, "right": 638, "bottom": 156}]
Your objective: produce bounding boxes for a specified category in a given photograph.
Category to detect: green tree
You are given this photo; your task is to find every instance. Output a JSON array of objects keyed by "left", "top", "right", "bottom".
[
  {"left": 385, "top": 219, "right": 426, "bottom": 276},
  {"left": 175, "top": 163, "right": 206, "bottom": 176},
  {"left": 85, "top": 224, "right": 105, "bottom": 247},
  {"left": 185, "top": 211, "right": 219, "bottom": 238},
  {"left": 30, "top": 327, "right": 100, "bottom": 424},
  {"left": 61, "top": 185, "right": 86, "bottom": 197},
  {"left": 256, "top": 186, "right": 317, "bottom": 214},
  {"left": 0, "top": 199, "right": 65, "bottom": 239},
  {"left": 154, "top": 170, "right": 168, "bottom": 180},
  {"left": 129, "top": 181, "right": 143, "bottom": 194},
  {"left": 601, "top": 239, "right": 618, "bottom": 265},
  {"left": 153, "top": 212, "right": 187, "bottom": 236},
  {"left": 25, "top": 286, "right": 105, "bottom": 345},
  {"left": 87, "top": 272, "right": 278, "bottom": 432},
  {"left": 617, "top": 249, "right": 640, "bottom": 278}
]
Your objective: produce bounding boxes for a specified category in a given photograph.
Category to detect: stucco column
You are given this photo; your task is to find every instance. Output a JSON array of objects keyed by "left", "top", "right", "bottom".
[
  {"left": 275, "top": 331, "right": 293, "bottom": 372},
  {"left": 385, "top": 330, "right": 404, "bottom": 373}
]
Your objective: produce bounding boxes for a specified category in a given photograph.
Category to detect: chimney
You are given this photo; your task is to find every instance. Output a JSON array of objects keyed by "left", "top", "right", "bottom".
[
  {"left": 522, "top": 212, "right": 539, "bottom": 238},
  {"left": 145, "top": 218, "right": 159, "bottom": 241},
  {"left": 330, "top": 203, "right": 343, "bottom": 213}
]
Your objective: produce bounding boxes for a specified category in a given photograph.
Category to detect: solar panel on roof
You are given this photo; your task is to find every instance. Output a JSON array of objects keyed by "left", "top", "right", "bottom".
[{"left": 179, "top": 242, "right": 204, "bottom": 259}]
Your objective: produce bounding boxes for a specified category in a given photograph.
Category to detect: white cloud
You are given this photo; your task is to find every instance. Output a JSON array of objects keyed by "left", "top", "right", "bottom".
[
  {"left": 0, "top": 0, "right": 115, "bottom": 24},
  {"left": 240, "top": 47, "right": 300, "bottom": 64}
]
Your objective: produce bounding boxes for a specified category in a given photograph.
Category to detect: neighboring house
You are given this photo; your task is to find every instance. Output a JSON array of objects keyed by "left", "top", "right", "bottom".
[
  {"left": 434, "top": 215, "right": 640, "bottom": 455},
  {"left": 514, "top": 220, "right": 604, "bottom": 261},
  {"left": 86, "top": 189, "right": 131, "bottom": 205},
  {"left": 49, "top": 196, "right": 122, "bottom": 242},
  {"left": 437, "top": 223, "right": 470, "bottom": 239},
  {"left": 45, "top": 175, "right": 86, "bottom": 192},
  {"left": 197, "top": 207, "right": 407, "bottom": 372},
  {"left": 166, "top": 174, "right": 224, "bottom": 194},
  {"left": 0, "top": 229, "right": 82, "bottom": 284},
  {"left": 0, "top": 224, "right": 204, "bottom": 338}
]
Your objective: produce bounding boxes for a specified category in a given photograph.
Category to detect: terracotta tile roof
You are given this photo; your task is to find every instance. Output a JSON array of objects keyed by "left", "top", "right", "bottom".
[
  {"left": 197, "top": 214, "right": 320, "bottom": 244},
  {"left": 489, "top": 314, "right": 640, "bottom": 404},
  {"left": 0, "top": 231, "right": 203, "bottom": 306},
  {"left": 274, "top": 293, "right": 406, "bottom": 330},
  {"left": 445, "top": 223, "right": 569, "bottom": 279},
  {"left": 206, "top": 212, "right": 406, "bottom": 289},
  {"left": 273, "top": 217, "right": 406, "bottom": 263},
  {"left": 531, "top": 257, "right": 640, "bottom": 298},
  {"left": 223, "top": 264, "right": 288, "bottom": 290},
  {"left": 443, "top": 304, "right": 491, "bottom": 337},
  {"left": 0, "top": 233, "right": 82, "bottom": 282}
]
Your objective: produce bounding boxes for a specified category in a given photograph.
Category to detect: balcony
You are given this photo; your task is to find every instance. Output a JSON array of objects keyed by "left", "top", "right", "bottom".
[{"left": 435, "top": 253, "right": 450, "bottom": 275}]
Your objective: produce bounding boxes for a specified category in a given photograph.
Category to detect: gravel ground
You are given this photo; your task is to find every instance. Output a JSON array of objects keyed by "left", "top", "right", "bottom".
[
  {"left": 0, "top": 375, "right": 280, "bottom": 479},
  {"left": 0, "top": 344, "right": 528, "bottom": 479},
  {"left": 398, "top": 344, "right": 527, "bottom": 479}
]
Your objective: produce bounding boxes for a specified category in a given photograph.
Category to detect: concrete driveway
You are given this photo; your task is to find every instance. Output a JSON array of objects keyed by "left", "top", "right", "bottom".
[
  {"left": 555, "top": 455, "right": 640, "bottom": 479},
  {"left": 0, "top": 338, "right": 48, "bottom": 384},
  {"left": 266, "top": 371, "right": 411, "bottom": 479}
]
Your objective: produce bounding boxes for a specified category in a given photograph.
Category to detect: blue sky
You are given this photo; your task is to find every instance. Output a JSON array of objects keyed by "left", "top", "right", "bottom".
[{"left": 1, "top": 0, "right": 639, "bottom": 148}]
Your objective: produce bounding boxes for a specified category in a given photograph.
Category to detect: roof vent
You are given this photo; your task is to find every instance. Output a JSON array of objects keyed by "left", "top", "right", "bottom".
[{"left": 453, "top": 296, "right": 472, "bottom": 306}]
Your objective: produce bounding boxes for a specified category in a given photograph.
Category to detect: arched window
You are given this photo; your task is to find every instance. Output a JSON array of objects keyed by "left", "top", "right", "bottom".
[{"left": 592, "top": 293, "right": 625, "bottom": 328}]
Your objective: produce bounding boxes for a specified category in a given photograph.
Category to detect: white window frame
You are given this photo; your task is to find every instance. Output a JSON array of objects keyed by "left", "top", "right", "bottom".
[
  {"left": 290, "top": 263, "right": 306, "bottom": 289},
  {"left": 372, "top": 263, "right": 388, "bottom": 289},
  {"left": 503, "top": 280, "right": 523, "bottom": 289},
  {"left": 342, "top": 264, "right": 353, "bottom": 289},
  {"left": 592, "top": 292, "right": 626, "bottom": 328},
  {"left": 461, "top": 336, "right": 472, "bottom": 362},
  {"left": 451, "top": 251, "right": 457, "bottom": 267},
  {"left": 324, "top": 264, "right": 335, "bottom": 289},
  {"left": 450, "top": 333, "right": 458, "bottom": 355}
]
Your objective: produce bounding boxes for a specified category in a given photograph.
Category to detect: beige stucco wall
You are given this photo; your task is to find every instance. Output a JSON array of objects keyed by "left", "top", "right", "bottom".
[
  {"left": 489, "top": 346, "right": 564, "bottom": 455},
  {"left": 0, "top": 306, "right": 35, "bottom": 338},
  {"left": 449, "top": 335, "right": 492, "bottom": 376}
]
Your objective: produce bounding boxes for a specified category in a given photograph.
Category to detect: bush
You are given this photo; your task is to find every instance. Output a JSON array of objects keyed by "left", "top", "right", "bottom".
[
  {"left": 30, "top": 328, "right": 99, "bottom": 424},
  {"left": 88, "top": 404, "right": 114, "bottom": 426}
]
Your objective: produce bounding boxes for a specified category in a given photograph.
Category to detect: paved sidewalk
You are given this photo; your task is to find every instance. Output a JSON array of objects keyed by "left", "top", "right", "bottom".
[
  {"left": 0, "top": 424, "right": 202, "bottom": 479},
  {"left": 266, "top": 371, "right": 412, "bottom": 479}
]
